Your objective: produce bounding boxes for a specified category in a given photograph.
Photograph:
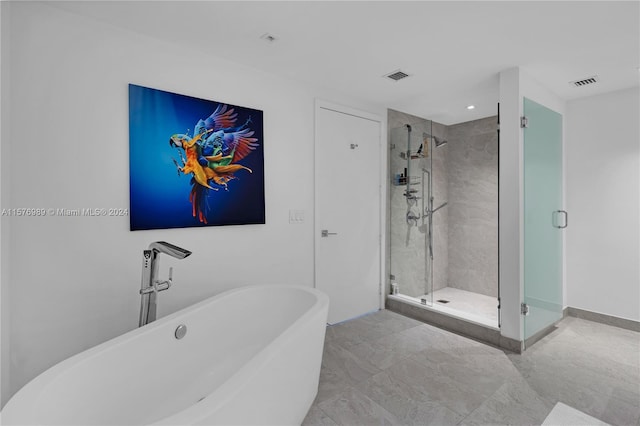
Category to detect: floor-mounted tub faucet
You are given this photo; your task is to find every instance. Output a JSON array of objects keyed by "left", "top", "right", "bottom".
[{"left": 139, "top": 241, "right": 192, "bottom": 327}]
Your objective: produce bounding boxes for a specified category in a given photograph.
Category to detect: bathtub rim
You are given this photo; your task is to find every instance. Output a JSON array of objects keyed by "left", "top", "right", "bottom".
[{"left": 2, "top": 284, "right": 329, "bottom": 425}]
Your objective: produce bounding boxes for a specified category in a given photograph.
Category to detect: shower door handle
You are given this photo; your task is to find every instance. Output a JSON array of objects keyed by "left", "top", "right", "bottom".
[{"left": 552, "top": 210, "right": 568, "bottom": 228}]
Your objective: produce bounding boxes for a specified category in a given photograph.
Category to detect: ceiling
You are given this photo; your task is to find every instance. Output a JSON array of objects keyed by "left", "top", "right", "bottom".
[{"left": 51, "top": 1, "right": 639, "bottom": 125}]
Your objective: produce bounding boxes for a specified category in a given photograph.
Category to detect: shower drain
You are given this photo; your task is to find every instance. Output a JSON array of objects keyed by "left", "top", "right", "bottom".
[{"left": 436, "top": 299, "right": 450, "bottom": 304}]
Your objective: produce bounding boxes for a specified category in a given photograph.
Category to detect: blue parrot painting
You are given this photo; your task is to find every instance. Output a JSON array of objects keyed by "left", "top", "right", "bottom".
[
  {"left": 129, "top": 85, "right": 265, "bottom": 230},
  {"left": 169, "top": 104, "right": 260, "bottom": 223}
]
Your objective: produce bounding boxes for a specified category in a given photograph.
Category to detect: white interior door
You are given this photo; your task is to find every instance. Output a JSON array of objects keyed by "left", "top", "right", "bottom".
[{"left": 315, "top": 102, "right": 381, "bottom": 324}]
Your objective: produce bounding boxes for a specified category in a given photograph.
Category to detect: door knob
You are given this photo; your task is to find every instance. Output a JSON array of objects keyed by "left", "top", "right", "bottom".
[{"left": 321, "top": 230, "right": 338, "bottom": 237}]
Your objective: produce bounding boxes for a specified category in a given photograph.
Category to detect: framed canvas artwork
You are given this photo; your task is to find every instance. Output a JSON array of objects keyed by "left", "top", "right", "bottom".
[{"left": 129, "top": 84, "right": 265, "bottom": 230}]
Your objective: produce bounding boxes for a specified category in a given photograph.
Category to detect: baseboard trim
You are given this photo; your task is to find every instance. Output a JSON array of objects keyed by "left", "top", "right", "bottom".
[
  {"left": 566, "top": 307, "right": 640, "bottom": 332},
  {"left": 524, "top": 322, "right": 559, "bottom": 350},
  {"left": 386, "top": 300, "right": 639, "bottom": 355}
]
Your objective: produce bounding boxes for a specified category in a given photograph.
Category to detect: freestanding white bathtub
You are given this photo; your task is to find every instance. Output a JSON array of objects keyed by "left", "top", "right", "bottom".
[{"left": 2, "top": 285, "right": 329, "bottom": 425}]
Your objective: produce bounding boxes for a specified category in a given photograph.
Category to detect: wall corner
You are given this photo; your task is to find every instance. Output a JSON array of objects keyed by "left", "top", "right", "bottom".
[{"left": 498, "top": 67, "right": 523, "bottom": 341}]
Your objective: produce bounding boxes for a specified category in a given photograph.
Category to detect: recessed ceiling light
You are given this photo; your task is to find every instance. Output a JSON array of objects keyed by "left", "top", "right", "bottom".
[
  {"left": 466, "top": 105, "right": 475, "bottom": 110},
  {"left": 260, "top": 33, "right": 278, "bottom": 43}
]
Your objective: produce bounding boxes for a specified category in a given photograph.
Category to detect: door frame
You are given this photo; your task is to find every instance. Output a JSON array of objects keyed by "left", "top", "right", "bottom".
[{"left": 313, "top": 99, "right": 385, "bottom": 311}]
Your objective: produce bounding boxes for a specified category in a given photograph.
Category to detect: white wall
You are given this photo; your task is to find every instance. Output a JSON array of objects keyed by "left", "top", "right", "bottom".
[
  {"left": 566, "top": 88, "right": 640, "bottom": 321},
  {"left": 0, "top": 0, "right": 12, "bottom": 409},
  {"left": 1, "top": 2, "right": 383, "bottom": 404},
  {"left": 498, "top": 68, "right": 522, "bottom": 341}
]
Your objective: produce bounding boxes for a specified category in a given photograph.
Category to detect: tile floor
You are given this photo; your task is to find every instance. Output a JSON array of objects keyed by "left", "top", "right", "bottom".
[{"left": 303, "top": 310, "right": 640, "bottom": 426}]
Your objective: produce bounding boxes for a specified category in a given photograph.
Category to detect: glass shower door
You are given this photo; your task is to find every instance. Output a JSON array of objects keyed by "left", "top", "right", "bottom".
[
  {"left": 389, "top": 124, "right": 433, "bottom": 302},
  {"left": 523, "top": 97, "right": 564, "bottom": 340}
]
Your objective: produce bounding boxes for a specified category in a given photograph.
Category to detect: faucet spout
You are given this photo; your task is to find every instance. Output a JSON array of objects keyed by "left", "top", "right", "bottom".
[
  {"left": 139, "top": 241, "right": 191, "bottom": 327},
  {"left": 148, "top": 241, "right": 192, "bottom": 259}
]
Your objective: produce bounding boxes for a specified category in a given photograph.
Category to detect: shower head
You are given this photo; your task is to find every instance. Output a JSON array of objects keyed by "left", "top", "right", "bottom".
[
  {"left": 434, "top": 137, "right": 448, "bottom": 147},
  {"left": 148, "top": 241, "right": 192, "bottom": 259}
]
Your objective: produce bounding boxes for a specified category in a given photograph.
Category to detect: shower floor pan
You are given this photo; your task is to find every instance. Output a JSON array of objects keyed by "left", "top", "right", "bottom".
[{"left": 388, "top": 286, "right": 499, "bottom": 329}]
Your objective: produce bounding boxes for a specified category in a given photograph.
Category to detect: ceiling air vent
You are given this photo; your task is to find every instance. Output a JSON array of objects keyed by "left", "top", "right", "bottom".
[
  {"left": 385, "top": 70, "right": 410, "bottom": 82},
  {"left": 571, "top": 76, "right": 598, "bottom": 87}
]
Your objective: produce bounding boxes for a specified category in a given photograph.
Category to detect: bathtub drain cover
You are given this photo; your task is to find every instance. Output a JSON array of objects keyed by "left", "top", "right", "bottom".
[{"left": 175, "top": 324, "right": 187, "bottom": 339}]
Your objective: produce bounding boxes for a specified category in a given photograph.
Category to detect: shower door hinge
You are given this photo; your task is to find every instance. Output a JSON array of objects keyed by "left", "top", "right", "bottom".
[
  {"left": 520, "top": 116, "right": 529, "bottom": 128},
  {"left": 521, "top": 303, "right": 530, "bottom": 316}
]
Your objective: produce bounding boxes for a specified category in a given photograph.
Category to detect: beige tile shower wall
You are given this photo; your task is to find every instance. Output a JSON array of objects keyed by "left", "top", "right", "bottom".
[
  {"left": 430, "top": 122, "right": 449, "bottom": 292},
  {"left": 446, "top": 116, "right": 499, "bottom": 297}
]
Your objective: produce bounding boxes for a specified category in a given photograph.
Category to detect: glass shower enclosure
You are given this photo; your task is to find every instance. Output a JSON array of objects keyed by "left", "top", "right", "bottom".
[
  {"left": 389, "top": 122, "right": 440, "bottom": 307},
  {"left": 388, "top": 113, "right": 500, "bottom": 329}
]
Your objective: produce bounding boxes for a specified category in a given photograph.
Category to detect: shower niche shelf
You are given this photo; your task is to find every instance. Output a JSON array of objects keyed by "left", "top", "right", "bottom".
[
  {"left": 399, "top": 152, "right": 427, "bottom": 160},
  {"left": 392, "top": 175, "right": 421, "bottom": 186}
]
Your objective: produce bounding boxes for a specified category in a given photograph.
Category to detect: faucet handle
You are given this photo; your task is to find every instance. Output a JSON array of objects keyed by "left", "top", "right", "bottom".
[{"left": 156, "top": 267, "right": 173, "bottom": 292}]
